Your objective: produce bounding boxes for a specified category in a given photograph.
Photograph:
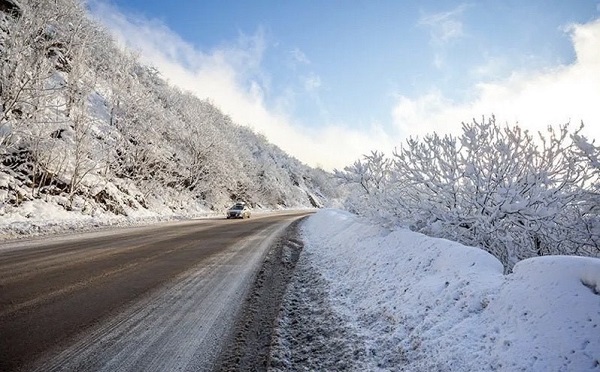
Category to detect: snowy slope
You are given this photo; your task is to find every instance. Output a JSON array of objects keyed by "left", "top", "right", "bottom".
[
  {"left": 0, "top": 1, "right": 338, "bottom": 239},
  {"left": 296, "top": 209, "right": 600, "bottom": 371}
]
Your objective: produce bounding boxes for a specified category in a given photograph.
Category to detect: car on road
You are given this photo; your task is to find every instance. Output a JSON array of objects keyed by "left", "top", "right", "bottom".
[{"left": 226, "top": 202, "right": 251, "bottom": 219}]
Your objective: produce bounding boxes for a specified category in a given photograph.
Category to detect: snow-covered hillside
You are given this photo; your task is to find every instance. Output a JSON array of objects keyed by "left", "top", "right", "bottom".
[
  {"left": 274, "top": 209, "right": 600, "bottom": 371},
  {"left": 0, "top": 0, "right": 338, "bottom": 237}
]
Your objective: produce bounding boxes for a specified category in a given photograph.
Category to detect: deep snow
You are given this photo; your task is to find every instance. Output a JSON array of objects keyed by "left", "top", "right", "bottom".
[{"left": 290, "top": 209, "right": 600, "bottom": 371}]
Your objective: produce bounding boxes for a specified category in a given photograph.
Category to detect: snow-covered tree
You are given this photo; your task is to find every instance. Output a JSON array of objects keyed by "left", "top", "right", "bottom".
[
  {"left": 0, "top": 0, "right": 336, "bottom": 222},
  {"left": 337, "top": 117, "right": 600, "bottom": 270}
]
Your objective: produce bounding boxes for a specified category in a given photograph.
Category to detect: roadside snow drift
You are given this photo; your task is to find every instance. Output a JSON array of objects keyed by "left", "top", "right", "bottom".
[{"left": 300, "top": 209, "right": 600, "bottom": 371}]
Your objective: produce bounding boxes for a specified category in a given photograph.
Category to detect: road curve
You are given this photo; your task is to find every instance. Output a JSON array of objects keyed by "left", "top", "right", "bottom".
[{"left": 0, "top": 211, "right": 311, "bottom": 371}]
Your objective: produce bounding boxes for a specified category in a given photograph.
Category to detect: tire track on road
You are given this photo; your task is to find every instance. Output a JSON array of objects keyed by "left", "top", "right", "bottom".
[{"left": 35, "top": 221, "right": 290, "bottom": 372}]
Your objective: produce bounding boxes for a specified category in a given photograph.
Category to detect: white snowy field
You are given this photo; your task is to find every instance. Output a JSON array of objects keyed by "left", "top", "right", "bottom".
[{"left": 300, "top": 209, "right": 600, "bottom": 371}]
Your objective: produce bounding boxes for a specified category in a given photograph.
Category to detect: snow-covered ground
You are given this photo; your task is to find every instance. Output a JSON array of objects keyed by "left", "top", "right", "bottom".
[
  {"left": 296, "top": 209, "right": 600, "bottom": 371},
  {"left": 2, "top": 205, "right": 599, "bottom": 370},
  {"left": 0, "top": 198, "right": 211, "bottom": 242}
]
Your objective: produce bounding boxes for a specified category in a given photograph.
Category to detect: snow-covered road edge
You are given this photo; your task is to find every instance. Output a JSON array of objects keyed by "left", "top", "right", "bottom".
[
  {"left": 0, "top": 202, "right": 213, "bottom": 242},
  {"left": 0, "top": 204, "right": 315, "bottom": 242},
  {"left": 290, "top": 209, "right": 600, "bottom": 371}
]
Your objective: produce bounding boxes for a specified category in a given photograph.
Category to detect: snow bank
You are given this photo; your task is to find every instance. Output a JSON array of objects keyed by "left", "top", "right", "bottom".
[
  {"left": 0, "top": 198, "right": 212, "bottom": 241},
  {"left": 301, "top": 209, "right": 600, "bottom": 371}
]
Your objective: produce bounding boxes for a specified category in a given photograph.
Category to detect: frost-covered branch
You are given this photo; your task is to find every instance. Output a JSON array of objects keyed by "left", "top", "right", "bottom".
[{"left": 338, "top": 116, "right": 600, "bottom": 270}]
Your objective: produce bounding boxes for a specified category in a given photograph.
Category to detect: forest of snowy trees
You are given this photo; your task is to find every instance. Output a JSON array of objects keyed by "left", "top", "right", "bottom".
[
  {"left": 0, "top": 0, "right": 337, "bottom": 222},
  {"left": 335, "top": 117, "right": 600, "bottom": 270}
]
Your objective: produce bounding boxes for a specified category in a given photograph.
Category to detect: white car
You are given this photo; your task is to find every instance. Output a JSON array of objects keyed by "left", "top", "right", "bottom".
[{"left": 226, "top": 202, "right": 251, "bottom": 219}]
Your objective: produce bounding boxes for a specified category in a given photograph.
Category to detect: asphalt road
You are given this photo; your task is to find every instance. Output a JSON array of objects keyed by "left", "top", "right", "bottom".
[{"left": 0, "top": 211, "right": 311, "bottom": 372}]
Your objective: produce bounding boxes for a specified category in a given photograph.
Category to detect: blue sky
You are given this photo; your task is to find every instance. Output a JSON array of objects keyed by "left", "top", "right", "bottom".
[{"left": 88, "top": 1, "right": 600, "bottom": 169}]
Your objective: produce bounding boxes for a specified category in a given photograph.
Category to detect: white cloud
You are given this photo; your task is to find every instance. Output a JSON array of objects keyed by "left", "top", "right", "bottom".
[
  {"left": 393, "top": 18, "right": 600, "bottom": 143},
  {"left": 290, "top": 47, "right": 310, "bottom": 65},
  {"left": 303, "top": 73, "right": 322, "bottom": 92},
  {"left": 419, "top": 4, "right": 468, "bottom": 43},
  {"left": 419, "top": 4, "right": 469, "bottom": 69},
  {"left": 88, "top": 2, "right": 387, "bottom": 171},
  {"left": 470, "top": 55, "right": 508, "bottom": 80}
]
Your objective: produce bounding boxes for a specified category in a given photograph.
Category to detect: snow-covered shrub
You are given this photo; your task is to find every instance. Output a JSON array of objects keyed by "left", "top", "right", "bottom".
[{"left": 336, "top": 117, "right": 600, "bottom": 270}]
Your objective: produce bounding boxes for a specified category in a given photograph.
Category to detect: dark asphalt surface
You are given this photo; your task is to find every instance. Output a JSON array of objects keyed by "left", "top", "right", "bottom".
[{"left": 0, "top": 211, "right": 311, "bottom": 371}]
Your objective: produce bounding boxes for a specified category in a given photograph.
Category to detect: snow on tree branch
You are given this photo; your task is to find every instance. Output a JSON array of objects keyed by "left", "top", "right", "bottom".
[{"left": 337, "top": 116, "right": 600, "bottom": 270}]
